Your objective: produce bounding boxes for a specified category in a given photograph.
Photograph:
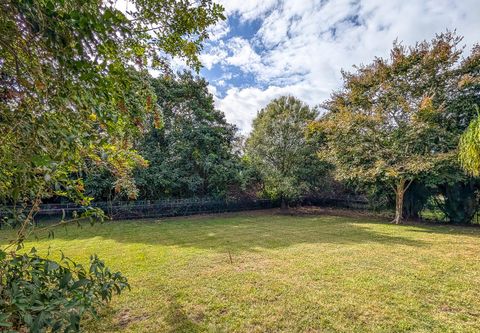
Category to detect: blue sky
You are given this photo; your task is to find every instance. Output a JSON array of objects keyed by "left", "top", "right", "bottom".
[{"left": 190, "top": 0, "right": 480, "bottom": 133}]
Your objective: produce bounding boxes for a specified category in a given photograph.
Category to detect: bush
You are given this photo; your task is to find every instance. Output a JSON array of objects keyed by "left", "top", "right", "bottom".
[
  {"left": 438, "top": 180, "right": 479, "bottom": 224},
  {"left": 0, "top": 248, "right": 129, "bottom": 332}
]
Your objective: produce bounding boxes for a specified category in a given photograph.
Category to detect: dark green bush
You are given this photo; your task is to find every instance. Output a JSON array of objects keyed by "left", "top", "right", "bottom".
[
  {"left": 0, "top": 248, "right": 129, "bottom": 332},
  {"left": 438, "top": 180, "right": 479, "bottom": 224}
]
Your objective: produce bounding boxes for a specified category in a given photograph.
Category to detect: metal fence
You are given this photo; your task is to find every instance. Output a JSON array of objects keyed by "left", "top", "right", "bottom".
[
  {"left": 31, "top": 197, "right": 280, "bottom": 220},
  {"left": 301, "top": 196, "right": 369, "bottom": 210},
  {"left": 1, "top": 196, "right": 370, "bottom": 223}
]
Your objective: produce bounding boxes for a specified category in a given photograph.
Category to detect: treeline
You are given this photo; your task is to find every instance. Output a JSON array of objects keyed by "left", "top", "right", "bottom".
[
  {"left": 82, "top": 74, "right": 337, "bottom": 204},
  {"left": 82, "top": 32, "right": 479, "bottom": 224},
  {"left": 84, "top": 72, "right": 245, "bottom": 200}
]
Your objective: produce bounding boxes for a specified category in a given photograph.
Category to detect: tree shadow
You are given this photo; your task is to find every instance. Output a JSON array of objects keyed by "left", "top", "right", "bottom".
[
  {"left": 163, "top": 296, "right": 202, "bottom": 333},
  {"left": 25, "top": 212, "right": 436, "bottom": 252},
  {"left": 394, "top": 220, "right": 480, "bottom": 239}
]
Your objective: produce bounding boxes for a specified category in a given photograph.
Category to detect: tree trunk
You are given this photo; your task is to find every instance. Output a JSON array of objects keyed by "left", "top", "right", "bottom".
[
  {"left": 393, "top": 179, "right": 406, "bottom": 224},
  {"left": 280, "top": 197, "right": 287, "bottom": 210}
]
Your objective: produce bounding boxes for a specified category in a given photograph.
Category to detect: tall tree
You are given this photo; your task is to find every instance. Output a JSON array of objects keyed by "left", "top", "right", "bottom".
[
  {"left": 0, "top": 2, "right": 224, "bottom": 329},
  {"left": 459, "top": 108, "right": 480, "bottom": 176},
  {"left": 319, "top": 32, "right": 475, "bottom": 223},
  {"left": 0, "top": 0, "right": 224, "bottom": 208},
  {"left": 134, "top": 72, "right": 241, "bottom": 199},
  {"left": 245, "top": 96, "right": 327, "bottom": 208},
  {"left": 452, "top": 43, "right": 480, "bottom": 175}
]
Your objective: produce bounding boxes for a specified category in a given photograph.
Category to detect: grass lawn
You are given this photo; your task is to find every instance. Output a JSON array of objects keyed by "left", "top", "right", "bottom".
[{"left": 2, "top": 209, "right": 480, "bottom": 332}]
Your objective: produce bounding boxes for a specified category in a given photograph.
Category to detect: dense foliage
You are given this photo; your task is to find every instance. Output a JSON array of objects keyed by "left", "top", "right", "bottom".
[
  {"left": 245, "top": 96, "right": 329, "bottom": 207},
  {"left": 0, "top": 0, "right": 224, "bottom": 207},
  {"left": 460, "top": 107, "right": 480, "bottom": 176},
  {"left": 85, "top": 72, "right": 242, "bottom": 200},
  {"left": 0, "top": 249, "right": 129, "bottom": 332},
  {"left": 136, "top": 73, "right": 241, "bottom": 199},
  {"left": 316, "top": 32, "right": 480, "bottom": 223},
  {"left": 0, "top": 0, "right": 223, "bottom": 331}
]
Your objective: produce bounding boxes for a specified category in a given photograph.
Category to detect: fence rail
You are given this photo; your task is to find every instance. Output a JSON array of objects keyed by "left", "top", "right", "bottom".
[{"left": 1, "top": 196, "right": 370, "bottom": 222}]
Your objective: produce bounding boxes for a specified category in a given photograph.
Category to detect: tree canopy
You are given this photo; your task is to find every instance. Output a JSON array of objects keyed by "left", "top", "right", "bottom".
[
  {"left": 245, "top": 96, "right": 328, "bottom": 208},
  {"left": 84, "top": 72, "right": 242, "bottom": 200},
  {"left": 0, "top": 2, "right": 224, "bottom": 329},
  {"left": 317, "top": 32, "right": 479, "bottom": 223},
  {"left": 0, "top": 0, "right": 224, "bottom": 206}
]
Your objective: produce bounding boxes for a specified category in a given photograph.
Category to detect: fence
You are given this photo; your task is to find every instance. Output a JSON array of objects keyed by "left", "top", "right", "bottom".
[
  {"left": 301, "top": 196, "right": 370, "bottom": 210},
  {"left": 1, "top": 196, "right": 370, "bottom": 223},
  {"left": 30, "top": 197, "right": 279, "bottom": 221}
]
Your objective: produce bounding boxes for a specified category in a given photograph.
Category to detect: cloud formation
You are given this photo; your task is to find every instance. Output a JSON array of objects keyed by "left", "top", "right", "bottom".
[{"left": 202, "top": 0, "right": 480, "bottom": 133}]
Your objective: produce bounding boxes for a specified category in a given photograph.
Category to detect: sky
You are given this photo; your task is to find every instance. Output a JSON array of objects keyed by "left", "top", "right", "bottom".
[{"left": 186, "top": 0, "right": 480, "bottom": 134}]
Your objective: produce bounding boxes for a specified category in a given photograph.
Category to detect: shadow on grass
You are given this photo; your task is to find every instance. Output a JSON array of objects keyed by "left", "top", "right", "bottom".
[
  {"left": 164, "top": 297, "right": 202, "bottom": 333},
  {"left": 13, "top": 213, "right": 445, "bottom": 252}
]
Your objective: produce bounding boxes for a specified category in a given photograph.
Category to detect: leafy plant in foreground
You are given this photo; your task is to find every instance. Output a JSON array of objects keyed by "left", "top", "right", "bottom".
[{"left": 0, "top": 248, "right": 129, "bottom": 332}]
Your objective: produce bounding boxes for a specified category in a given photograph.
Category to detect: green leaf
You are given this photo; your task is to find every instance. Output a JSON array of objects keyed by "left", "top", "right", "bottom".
[{"left": 47, "top": 261, "right": 60, "bottom": 271}]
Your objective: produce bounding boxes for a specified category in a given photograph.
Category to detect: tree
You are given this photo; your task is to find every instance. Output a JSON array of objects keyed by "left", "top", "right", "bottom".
[
  {"left": 84, "top": 72, "right": 241, "bottom": 200},
  {"left": 135, "top": 72, "right": 241, "bottom": 199},
  {"left": 0, "top": 1, "right": 223, "bottom": 330},
  {"left": 319, "top": 32, "right": 473, "bottom": 223},
  {"left": 1, "top": 0, "right": 224, "bottom": 208},
  {"left": 245, "top": 96, "right": 327, "bottom": 209},
  {"left": 437, "top": 179, "right": 480, "bottom": 224},
  {"left": 451, "top": 42, "right": 480, "bottom": 176}
]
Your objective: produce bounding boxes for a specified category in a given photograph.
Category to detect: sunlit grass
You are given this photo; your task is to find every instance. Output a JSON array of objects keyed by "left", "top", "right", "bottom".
[{"left": 2, "top": 210, "right": 480, "bottom": 332}]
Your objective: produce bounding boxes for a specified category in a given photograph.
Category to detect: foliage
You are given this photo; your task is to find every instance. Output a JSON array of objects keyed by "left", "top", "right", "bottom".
[
  {"left": 401, "top": 182, "right": 433, "bottom": 219},
  {"left": 85, "top": 72, "right": 242, "bottom": 200},
  {"left": 245, "top": 96, "right": 329, "bottom": 207},
  {"left": 0, "top": 248, "right": 129, "bottom": 332},
  {"left": 0, "top": 1, "right": 223, "bottom": 331},
  {"left": 451, "top": 43, "right": 480, "bottom": 175},
  {"left": 459, "top": 107, "right": 480, "bottom": 175},
  {"left": 318, "top": 32, "right": 477, "bottom": 223},
  {"left": 84, "top": 169, "right": 118, "bottom": 203},
  {"left": 136, "top": 72, "right": 241, "bottom": 199},
  {"left": 436, "top": 179, "right": 479, "bottom": 224},
  {"left": 0, "top": 0, "right": 224, "bottom": 207}
]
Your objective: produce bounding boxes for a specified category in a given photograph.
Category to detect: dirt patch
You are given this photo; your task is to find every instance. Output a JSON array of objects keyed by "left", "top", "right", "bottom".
[
  {"left": 151, "top": 209, "right": 284, "bottom": 223},
  {"left": 440, "top": 304, "right": 456, "bottom": 312},
  {"left": 280, "top": 206, "right": 391, "bottom": 221},
  {"left": 152, "top": 206, "right": 389, "bottom": 222},
  {"left": 117, "top": 308, "right": 150, "bottom": 328},
  {"left": 189, "top": 307, "right": 206, "bottom": 323}
]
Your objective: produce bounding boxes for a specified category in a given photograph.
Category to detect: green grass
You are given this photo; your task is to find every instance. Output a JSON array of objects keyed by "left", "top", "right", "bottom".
[{"left": 2, "top": 210, "right": 480, "bottom": 332}]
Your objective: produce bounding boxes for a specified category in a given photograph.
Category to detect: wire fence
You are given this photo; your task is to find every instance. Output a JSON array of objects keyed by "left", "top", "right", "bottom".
[
  {"left": 301, "top": 196, "right": 370, "bottom": 210},
  {"left": 1, "top": 196, "right": 370, "bottom": 224}
]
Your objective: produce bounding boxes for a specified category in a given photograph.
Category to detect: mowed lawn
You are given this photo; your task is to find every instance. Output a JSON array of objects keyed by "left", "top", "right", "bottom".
[{"left": 2, "top": 210, "right": 480, "bottom": 332}]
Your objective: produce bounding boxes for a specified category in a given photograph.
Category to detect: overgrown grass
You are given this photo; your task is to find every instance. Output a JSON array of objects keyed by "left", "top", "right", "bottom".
[{"left": 2, "top": 210, "right": 480, "bottom": 332}]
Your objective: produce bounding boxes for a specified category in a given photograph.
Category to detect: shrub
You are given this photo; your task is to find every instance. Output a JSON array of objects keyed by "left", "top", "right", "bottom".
[{"left": 0, "top": 248, "right": 129, "bottom": 332}]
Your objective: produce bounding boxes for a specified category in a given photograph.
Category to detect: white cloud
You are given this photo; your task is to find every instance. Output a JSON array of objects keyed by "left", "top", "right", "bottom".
[
  {"left": 224, "top": 37, "right": 263, "bottom": 71},
  {"left": 208, "top": 84, "right": 219, "bottom": 97},
  {"left": 208, "top": 0, "right": 480, "bottom": 133},
  {"left": 218, "top": 0, "right": 279, "bottom": 21},
  {"left": 200, "top": 43, "right": 229, "bottom": 70},
  {"left": 218, "top": 83, "right": 331, "bottom": 134},
  {"left": 207, "top": 20, "right": 231, "bottom": 41}
]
